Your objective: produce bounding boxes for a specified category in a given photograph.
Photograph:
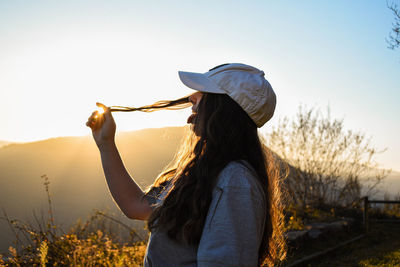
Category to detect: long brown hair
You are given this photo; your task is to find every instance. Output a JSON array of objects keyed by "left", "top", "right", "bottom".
[
  {"left": 108, "top": 96, "right": 191, "bottom": 113},
  {"left": 143, "top": 93, "right": 287, "bottom": 266}
]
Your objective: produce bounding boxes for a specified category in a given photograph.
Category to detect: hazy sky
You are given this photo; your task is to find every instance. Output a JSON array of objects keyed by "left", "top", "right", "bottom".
[{"left": 1, "top": 0, "right": 399, "bottom": 171}]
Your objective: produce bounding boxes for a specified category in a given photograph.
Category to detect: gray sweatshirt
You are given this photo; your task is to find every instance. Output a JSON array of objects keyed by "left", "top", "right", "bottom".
[{"left": 144, "top": 161, "right": 266, "bottom": 267}]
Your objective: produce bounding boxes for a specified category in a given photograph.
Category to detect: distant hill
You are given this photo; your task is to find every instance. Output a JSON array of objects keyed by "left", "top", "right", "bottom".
[
  {"left": 0, "top": 141, "right": 12, "bottom": 148},
  {"left": 0, "top": 127, "right": 186, "bottom": 253},
  {"left": 375, "top": 170, "right": 400, "bottom": 198},
  {"left": 0, "top": 127, "right": 397, "bottom": 253}
]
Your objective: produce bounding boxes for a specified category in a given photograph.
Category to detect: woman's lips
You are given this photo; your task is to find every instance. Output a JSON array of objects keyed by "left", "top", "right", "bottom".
[{"left": 187, "top": 113, "right": 196, "bottom": 124}]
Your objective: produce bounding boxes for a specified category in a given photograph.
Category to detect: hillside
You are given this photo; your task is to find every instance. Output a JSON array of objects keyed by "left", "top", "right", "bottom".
[
  {"left": 373, "top": 170, "right": 400, "bottom": 199},
  {"left": 0, "top": 126, "right": 186, "bottom": 253},
  {"left": 0, "top": 126, "right": 397, "bottom": 253},
  {"left": 0, "top": 141, "right": 12, "bottom": 148}
]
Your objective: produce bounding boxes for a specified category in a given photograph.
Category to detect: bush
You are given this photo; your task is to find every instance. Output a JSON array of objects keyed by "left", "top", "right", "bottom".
[
  {"left": 0, "top": 175, "right": 147, "bottom": 266},
  {"left": 266, "top": 105, "right": 390, "bottom": 208}
]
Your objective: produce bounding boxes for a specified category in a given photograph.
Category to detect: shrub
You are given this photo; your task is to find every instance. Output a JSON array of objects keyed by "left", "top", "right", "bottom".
[
  {"left": 266, "top": 105, "right": 390, "bottom": 208},
  {"left": 0, "top": 175, "right": 147, "bottom": 266}
]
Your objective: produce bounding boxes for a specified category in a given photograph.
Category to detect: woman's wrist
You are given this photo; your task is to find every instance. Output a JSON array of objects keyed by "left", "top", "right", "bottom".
[{"left": 97, "top": 140, "right": 117, "bottom": 153}]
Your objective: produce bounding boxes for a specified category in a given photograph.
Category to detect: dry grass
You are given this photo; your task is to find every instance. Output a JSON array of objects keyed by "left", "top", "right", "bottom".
[
  {"left": 0, "top": 175, "right": 147, "bottom": 266},
  {"left": 1, "top": 176, "right": 399, "bottom": 266}
]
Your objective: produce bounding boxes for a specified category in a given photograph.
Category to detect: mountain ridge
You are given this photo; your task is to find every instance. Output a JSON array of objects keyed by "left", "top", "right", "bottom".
[
  {"left": 0, "top": 126, "right": 398, "bottom": 253},
  {"left": 0, "top": 126, "right": 186, "bottom": 253}
]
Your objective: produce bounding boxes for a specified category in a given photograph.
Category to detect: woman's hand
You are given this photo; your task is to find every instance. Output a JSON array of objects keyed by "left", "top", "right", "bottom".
[
  {"left": 86, "top": 102, "right": 116, "bottom": 149},
  {"left": 86, "top": 102, "right": 152, "bottom": 220}
]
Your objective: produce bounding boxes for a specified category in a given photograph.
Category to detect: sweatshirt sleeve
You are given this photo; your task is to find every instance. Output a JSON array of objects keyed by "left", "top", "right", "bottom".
[{"left": 197, "top": 163, "right": 266, "bottom": 267}]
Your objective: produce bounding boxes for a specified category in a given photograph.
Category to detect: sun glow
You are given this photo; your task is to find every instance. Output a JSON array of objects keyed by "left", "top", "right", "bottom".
[
  {"left": 93, "top": 106, "right": 106, "bottom": 119},
  {"left": 97, "top": 107, "right": 105, "bottom": 115}
]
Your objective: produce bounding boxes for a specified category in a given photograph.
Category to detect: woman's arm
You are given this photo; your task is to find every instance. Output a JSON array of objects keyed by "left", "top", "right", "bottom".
[{"left": 86, "top": 103, "right": 153, "bottom": 220}]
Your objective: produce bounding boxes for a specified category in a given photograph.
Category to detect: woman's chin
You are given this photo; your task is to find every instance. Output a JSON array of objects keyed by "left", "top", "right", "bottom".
[
  {"left": 187, "top": 114, "right": 196, "bottom": 124},
  {"left": 188, "top": 122, "right": 201, "bottom": 136}
]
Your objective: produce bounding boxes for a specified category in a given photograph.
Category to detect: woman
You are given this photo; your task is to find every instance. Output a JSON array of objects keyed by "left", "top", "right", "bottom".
[{"left": 86, "top": 63, "right": 286, "bottom": 266}]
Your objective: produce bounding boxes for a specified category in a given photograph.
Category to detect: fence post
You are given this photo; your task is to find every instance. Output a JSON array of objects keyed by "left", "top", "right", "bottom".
[{"left": 363, "top": 196, "right": 369, "bottom": 233}]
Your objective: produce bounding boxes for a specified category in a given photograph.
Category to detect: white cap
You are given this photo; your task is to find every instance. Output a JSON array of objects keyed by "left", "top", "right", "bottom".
[{"left": 178, "top": 63, "right": 276, "bottom": 127}]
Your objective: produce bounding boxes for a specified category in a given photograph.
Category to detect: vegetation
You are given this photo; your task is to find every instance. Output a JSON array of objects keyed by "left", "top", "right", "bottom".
[
  {"left": 0, "top": 175, "right": 146, "bottom": 266},
  {"left": 359, "top": 249, "right": 400, "bottom": 267},
  {"left": 284, "top": 203, "right": 350, "bottom": 232},
  {"left": 305, "top": 222, "right": 400, "bottom": 267},
  {"left": 0, "top": 107, "right": 397, "bottom": 265},
  {"left": 266, "top": 105, "right": 390, "bottom": 208},
  {"left": 2, "top": 176, "right": 399, "bottom": 266},
  {"left": 282, "top": 192, "right": 400, "bottom": 266},
  {"left": 387, "top": 1, "right": 400, "bottom": 50}
]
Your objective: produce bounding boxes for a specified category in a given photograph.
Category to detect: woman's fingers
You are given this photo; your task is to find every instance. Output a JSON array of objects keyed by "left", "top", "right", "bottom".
[
  {"left": 88, "top": 111, "right": 98, "bottom": 120},
  {"left": 86, "top": 103, "right": 114, "bottom": 132},
  {"left": 96, "top": 102, "right": 112, "bottom": 121},
  {"left": 86, "top": 103, "right": 116, "bottom": 148},
  {"left": 96, "top": 102, "right": 110, "bottom": 112},
  {"left": 96, "top": 102, "right": 106, "bottom": 108},
  {"left": 86, "top": 110, "right": 102, "bottom": 129}
]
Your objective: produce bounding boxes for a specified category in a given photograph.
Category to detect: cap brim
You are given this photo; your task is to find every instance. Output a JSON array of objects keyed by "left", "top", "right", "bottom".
[{"left": 178, "top": 71, "right": 225, "bottom": 94}]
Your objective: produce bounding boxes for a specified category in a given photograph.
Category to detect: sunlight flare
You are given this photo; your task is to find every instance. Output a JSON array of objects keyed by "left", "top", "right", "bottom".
[
  {"left": 94, "top": 106, "right": 106, "bottom": 119},
  {"left": 97, "top": 106, "right": 105, "bottom": 115}
]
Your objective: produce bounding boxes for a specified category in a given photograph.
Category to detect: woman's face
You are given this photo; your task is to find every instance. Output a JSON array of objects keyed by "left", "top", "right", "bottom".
[
  {"left": 187, "top": 92, "right": 203, "bottom": 124},
  {"left": 187, "top": 91, "right": 204, "bottom": 135}
]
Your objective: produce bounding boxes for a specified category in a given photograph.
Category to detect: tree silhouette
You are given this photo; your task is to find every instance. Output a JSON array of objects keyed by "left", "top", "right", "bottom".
[
  {"left": 387, "top": 1, "right": 400, "bottom": 50},
  {"left": 265, "top": 105, "right": 390, "bottom": 208}
]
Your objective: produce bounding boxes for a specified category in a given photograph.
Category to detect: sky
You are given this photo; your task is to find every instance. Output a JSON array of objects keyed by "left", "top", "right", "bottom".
[{"left": 0, "top": 0, "right": 399, "bottom": 171}]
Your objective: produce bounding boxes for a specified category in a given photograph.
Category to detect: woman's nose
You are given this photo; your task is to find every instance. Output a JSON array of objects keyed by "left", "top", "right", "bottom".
[{"left": 189, "top": 92, "right": 202, "bottom": 108}]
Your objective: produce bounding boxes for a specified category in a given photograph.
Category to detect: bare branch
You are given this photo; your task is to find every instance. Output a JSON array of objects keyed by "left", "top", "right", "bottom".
[
  {"left": 265, "top": 105, "right": 390, "bottom": 208},
  {"left": 387, "top": 1, "right": 400, "bottom": 50}
]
